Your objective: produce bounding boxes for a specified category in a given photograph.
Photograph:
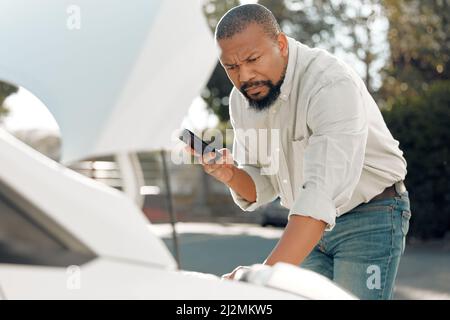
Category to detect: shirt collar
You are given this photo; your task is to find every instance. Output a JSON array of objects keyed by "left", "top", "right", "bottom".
[{"left": 279, "top": 37, "right": 298, "bottom": 102}]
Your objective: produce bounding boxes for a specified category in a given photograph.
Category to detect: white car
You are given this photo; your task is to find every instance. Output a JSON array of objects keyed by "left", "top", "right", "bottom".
[{"left": 0, "top": 128, "right": 355, "bottom": 300}]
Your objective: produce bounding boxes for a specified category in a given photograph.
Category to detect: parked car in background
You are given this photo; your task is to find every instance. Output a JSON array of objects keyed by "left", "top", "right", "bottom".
[{"left": 260, "top": 198, "right": 289, "bottom": 228}]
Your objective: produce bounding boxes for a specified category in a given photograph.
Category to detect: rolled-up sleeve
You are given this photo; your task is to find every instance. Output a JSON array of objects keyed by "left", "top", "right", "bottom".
[
  {"left": 229, "top": 120, "right": 278, "bottom": 211},
  {"left": 289, "top": 78, "right": 368, "bottom": 230},
  {"left": 229, "top": 164, "right": 278, "bottom": 211}
]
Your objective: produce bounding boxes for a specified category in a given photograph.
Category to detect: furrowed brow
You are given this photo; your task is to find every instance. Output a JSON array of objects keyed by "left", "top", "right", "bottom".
[
  {"left": 222, "top": 50, "right": 260, "bottom": 68},
  {"left": 224, "top": 62, "right": 238, "bottom": 68},
  {"left": 245, "top": 52, "right": 260, "bottom": 60}
]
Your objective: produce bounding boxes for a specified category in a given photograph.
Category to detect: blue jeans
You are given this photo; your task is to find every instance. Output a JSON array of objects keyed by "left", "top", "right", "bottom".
[{"left": 300, "top": 188, "right": 411, "bottom": 300}]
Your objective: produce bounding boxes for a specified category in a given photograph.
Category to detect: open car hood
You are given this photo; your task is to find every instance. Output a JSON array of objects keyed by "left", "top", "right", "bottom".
[{"left": 0, "top": 0, "right": 216, "bottom": 163}]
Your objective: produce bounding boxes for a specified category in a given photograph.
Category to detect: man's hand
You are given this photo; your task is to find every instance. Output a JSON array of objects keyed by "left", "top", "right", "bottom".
[
  {"left": 185, "top": 146, "right": 235, "bottom": 184},
  {"left": 184, "top": 145, "right": 257, "bottom": 205},
  {"left": 221, "top": 266, "right": 251, "bottom": 281}
]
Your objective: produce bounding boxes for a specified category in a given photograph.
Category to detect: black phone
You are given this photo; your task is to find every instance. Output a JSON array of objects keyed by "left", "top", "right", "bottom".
[{"left": 178, "top": 129, "right": 222, "bottom": 161}]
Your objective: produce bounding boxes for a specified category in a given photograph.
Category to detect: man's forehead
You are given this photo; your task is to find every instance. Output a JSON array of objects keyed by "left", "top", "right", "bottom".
[
  {"left": 217, "top": 23, "right": 269, "bottom": 62},
  {"left": 219, "top": 42, "right": 260, "bottom": 63}
]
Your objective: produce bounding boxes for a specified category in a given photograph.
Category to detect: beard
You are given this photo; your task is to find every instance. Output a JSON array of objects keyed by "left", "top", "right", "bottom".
[{"left": 239, "top": 72, "right": 286, "bottom": 112}]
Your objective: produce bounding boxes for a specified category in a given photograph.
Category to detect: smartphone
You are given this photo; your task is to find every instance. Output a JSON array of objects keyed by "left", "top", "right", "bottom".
[{"left": 178, "top": 128, "right": 222, "bottom": 162}]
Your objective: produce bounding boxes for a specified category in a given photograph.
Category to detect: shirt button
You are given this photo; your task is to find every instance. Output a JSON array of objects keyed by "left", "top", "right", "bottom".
[{"left": 283, "top": 179, "right": 288, "bottom": 184}]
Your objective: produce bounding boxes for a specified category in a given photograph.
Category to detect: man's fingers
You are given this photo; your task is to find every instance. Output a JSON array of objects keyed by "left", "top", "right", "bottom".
[
  {"left": 203, "top": 149, "right": 233, "bottom": 165},
  {"left": 184, "top": 146, "right": 197, "bottom": 156},
  {"left": 203, "top": 163, "right": 221, "bottom": 175},
  {"left": 221, "top": 272, "right": 233, "bottom": 280},
  {"left": 202, "top": 151, "right": 218, "bottom": 164},
  {"left": 218, "top": 148, "right": 234, "bottom": 165}
]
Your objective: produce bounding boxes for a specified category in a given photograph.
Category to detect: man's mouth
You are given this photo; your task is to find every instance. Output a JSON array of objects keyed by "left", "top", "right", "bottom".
[{"left": 245, "top": 85, "right": 265, "bottom": 95}]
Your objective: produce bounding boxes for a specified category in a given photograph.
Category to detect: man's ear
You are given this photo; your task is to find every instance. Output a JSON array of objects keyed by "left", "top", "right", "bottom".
[{"left": 277, "top": 33, "right": 289, "bottom": 57}]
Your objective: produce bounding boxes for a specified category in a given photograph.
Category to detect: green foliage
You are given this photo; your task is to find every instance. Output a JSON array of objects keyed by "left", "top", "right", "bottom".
[
  {"left": 0, "top": 81, "right": 19, "bottom": 121},
  {"left": 201, "top": 0, "right": 240, "bottom": 123},
  {"left": 380, "top": 0, "right": 450, "bottom": 107},
  {"left": 258, "top": 0, "right": 337, "bottom": 49},
  {"left": 382, "top": 81, "right": 450, "bottom": 239},
  {"left": 202, "top": 63, "right": 233, "bottom": 123},
  {"left": 380, "top": 0, "right": 450, "bottom": 238}
]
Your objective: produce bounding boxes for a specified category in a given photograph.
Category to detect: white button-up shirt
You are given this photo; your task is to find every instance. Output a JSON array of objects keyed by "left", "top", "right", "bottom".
[{"left": 228, "top": 37, "right": 407, "bottom": 230}]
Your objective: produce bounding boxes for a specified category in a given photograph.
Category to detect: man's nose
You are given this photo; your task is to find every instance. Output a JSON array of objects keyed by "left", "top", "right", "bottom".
[{"left": 238, "top": 64, "right": 256, "bottom": 83}]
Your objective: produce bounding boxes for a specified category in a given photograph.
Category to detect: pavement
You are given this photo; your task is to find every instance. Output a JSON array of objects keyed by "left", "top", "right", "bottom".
[{"left": 150, "top": 222, "right": 450, "bottom": 300}]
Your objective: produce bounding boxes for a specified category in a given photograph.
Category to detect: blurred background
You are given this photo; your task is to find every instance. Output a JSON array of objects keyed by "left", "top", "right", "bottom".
[{"left": 0, "top": 0, "right": 449, "bottom": 299}]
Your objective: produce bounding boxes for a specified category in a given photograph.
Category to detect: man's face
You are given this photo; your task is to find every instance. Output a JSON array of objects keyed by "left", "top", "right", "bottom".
[{"left": 218, "top": 23, "right": 288, "bottom": 111}]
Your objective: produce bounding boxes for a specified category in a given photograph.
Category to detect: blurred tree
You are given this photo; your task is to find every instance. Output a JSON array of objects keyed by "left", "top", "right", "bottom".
[
  {"left": 0, "top": 81, "right": 18, "bottom": 122},
  {"left": 203, "top": 0, "right": 241, "bottom": 31},
  {"left": 379, "top": 0, "right": 450, "bottom": 239},
  {"left": 336, "top": 0, "right": 388, "bottom": 94},
  {"left": 259, "top": 0, "right": 338, "bottom": 50},
  {"left": 380, "top": 0, "right": 450, "bottom": 107},
  {"left": 202, "top": 0, "right": 240, "bottom": 124},
  {"left": 382, "top": 80, "right": 450, "bottom": 239},
  {"left": 261, "top": 0, "right": 389, "bottom": 94}
]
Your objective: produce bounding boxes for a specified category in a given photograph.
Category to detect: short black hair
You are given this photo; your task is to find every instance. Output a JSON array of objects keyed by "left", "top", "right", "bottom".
[{"left": 215, "top": 4, "right": 281, "bottom": 41}]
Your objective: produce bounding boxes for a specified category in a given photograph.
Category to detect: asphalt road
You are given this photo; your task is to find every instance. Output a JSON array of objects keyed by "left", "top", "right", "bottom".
[{"left": 151, "top": 222, "right": 450, "bottom": 300}]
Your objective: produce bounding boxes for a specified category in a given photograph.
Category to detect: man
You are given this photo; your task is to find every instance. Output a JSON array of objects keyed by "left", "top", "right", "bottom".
[{"left": 193, "top": 4, "right": 411, "bottom": 300}]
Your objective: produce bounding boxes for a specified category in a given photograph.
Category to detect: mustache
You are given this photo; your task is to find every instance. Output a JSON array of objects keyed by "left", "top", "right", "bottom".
[{"left": 241, "top": 80, "right": 272, "bottom": 92}]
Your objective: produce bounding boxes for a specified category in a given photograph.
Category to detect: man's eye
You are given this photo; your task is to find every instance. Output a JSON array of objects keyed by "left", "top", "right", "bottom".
[
  {"left": 227, "top": 66, "right": 237, "bottom": 70},
  {"left": 248, "top": 57, "right": 260, "bottom": 63}
]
